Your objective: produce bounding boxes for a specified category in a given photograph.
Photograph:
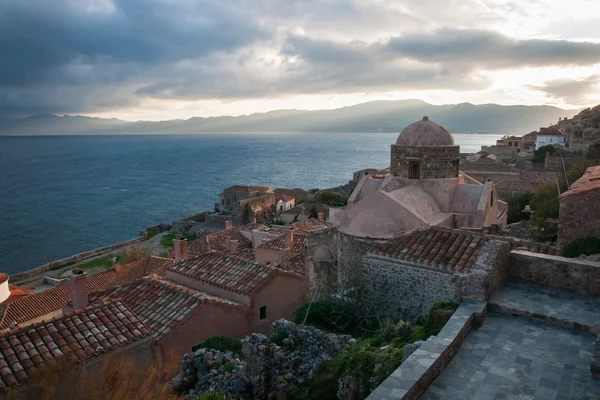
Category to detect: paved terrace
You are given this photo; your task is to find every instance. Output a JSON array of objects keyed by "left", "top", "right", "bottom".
[
  {"left": 422, "top": 282, "right": 600, "bottom": 400},
  {"left": 421, "top": 313, "right": 600, "bottom": 399}
]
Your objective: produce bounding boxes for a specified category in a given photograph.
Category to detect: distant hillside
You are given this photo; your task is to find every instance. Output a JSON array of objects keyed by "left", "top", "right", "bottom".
[{"left": 0, "top": 100, "right": 580, "bottom": 135}]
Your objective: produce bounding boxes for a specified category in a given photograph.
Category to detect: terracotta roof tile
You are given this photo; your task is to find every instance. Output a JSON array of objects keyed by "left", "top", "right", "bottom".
[
  {"left": 258, "top": 232, "right": 307, "bottom": 253},
  {"left": 168, "top": 228, "right": 252, "bottom": 258},
  {"left": 278, "top": 252, "right": 306, "bottom": 276},
  {"left": 559, "top": 166, "right": 600, "bottom": 198},
  {"left": 0, "top": 257, "right": 174, "bottom": 331},
  {"left": 368, "top": 227, "right": 557, "bottom": 272},
  {"left": 232, "top": 248, "right": 256, "bottom": 262},
  {"left": 0, "top": 300, "right": 151, "bottom": 389},
  {"left": 89, "top": 278, "right": 234, "bottom": 341},
  {"left": 169, "top": 253, "right": 274, "bottom": 296}
]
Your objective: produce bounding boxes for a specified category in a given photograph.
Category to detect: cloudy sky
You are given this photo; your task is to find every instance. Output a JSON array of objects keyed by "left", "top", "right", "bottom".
[{"left": 1, "top": 0, "right": 599, "bottom": 121}]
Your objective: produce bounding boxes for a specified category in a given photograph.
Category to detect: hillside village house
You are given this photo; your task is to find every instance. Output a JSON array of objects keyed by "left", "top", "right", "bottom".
[
  {"left": 215, "top": 184, "right": 273, "bottom": 213},
  {"left": 536, "top": 134, "right": 565, "bottom": 150},
  {"left": 276, "top": 195, "right": 295, "bottom": 212},
  {"left": 496, "top": 135, "right": 524, "bottom": 149}
]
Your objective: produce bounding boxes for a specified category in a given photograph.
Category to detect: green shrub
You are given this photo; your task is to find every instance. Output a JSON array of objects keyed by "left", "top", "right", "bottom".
[
  {"left": 191, "top": 391, "right": 239, "bottom": 400},
  {"left": 562, "top": 237, "right": 600, "bottom": 258},
  {"left": 270, "top": 332, "right": 289, "bottom": 346},
  {"left": 294, "top": 301, "right": 361, "bottom": 334},
  {"left": 505, "top": 192, "right": 533, "bottom": 224},
  {"left": 532, "top": 144, "right": 555, "bottom": 163},
  {"left": 313, "top": 190, "right": 348, "bottom": 207},
  {"left": 198, "top": 336, "right": 242, "bottom": 355}
]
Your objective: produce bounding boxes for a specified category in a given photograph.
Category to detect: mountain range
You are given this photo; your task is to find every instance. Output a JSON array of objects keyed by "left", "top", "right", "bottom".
[{"left": 0, "top": 100, "right": 580, "bottom": 135}]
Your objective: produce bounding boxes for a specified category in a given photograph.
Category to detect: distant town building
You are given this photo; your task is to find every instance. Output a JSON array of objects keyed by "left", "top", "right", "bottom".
[
  {"left": 496, "top": 135, "right": 524, "bottom": 149},
  {"left": 215, "top": 185, "right": 273, "bottom": 213},
  {"left": 536, "top": 135, "right": 565, "bottom": 150},
  {"left": 276, "top": 195, "right": 295, "bottom": 212}
]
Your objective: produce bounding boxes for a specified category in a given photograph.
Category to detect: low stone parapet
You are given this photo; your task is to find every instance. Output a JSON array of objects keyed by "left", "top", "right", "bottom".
[
  {"left": 366, "top": 301, "right": 487, "bottom": 400},
  {"left": 510, "top": 250, "right": 600, "bottom": 296}
]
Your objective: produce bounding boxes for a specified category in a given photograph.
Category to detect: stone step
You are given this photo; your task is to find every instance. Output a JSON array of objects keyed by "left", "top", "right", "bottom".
[{"left": 489, "top": 282, "right": 600, "bottom": 335}]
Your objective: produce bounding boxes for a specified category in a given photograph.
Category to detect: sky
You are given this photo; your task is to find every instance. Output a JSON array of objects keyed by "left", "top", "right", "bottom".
[{"left": 1, "top": 0, "right": 599, "bottom": 121}]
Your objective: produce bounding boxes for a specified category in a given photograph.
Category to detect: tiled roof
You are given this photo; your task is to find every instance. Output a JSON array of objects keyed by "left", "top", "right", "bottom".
[
  {"left": 224, "top": 185, "right": 271, "bottom": 193},
  {"left": 460, "top": 161, "right": 518, "bottom": 173},
  {"left": 495, "top": 180, "right": 544, "bottom": 192},
  {"left": 232, "top": 248, "right": 256, "bottom": 262},
  {"left": 276, "top": 195, "right": 295, "bottom": 202},
  {"left": 368, "top": 228, "right": 489, "bottom": 272},
  {"left": 89, "top": 278, "right": 231, "bottom": 341},
  {"left": 169, "top": 253, "right": 274, "bottom": 296},
  {"left": 237, "top": 222, "right": 266, "bottom": 232},
  {"left": 0, "top": 300, "right": 151, "bottom": 389},
  {"left": 170, "top": 228, "right": 253, "bottom": 258},
  {"left": 258, "top": 232, "right": 308, "bottom": 253},
  {"left": 292, "top": 220, "right": 331, "bottom": 233},
  {"left": 278, "top": 252, "right": 306, "bottom": 276},
  {"left": 368, "top": 227, "right": 557, "bottom": 272},
  {"left": 559, "top": 166, "right": 600, "bottom": 198},
  {"left": 0, "top": 257, "right": 174, "bottom": 331}
]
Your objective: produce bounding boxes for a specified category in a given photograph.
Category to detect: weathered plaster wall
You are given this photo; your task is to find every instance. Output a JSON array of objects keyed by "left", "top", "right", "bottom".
[
  {"left": 510, "top": 250, "right": 600, "bottom": 296},
  {"left": 391, "top": 145, "right": 460, "bottom": 179},
  {"left": 362, "top": 256, "right": 460, "bottom": 320},
  {"left": 558, "top": 190, "right": 600, "bottom": 248}
]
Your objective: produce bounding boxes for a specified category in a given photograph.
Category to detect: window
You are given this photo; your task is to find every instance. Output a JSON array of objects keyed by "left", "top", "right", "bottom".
[
  {"left": 259, "top": 305, "right": 267, "bottom": 321},
  {"left": 408, "top": 161, "right": 420, "bottom": 179}
]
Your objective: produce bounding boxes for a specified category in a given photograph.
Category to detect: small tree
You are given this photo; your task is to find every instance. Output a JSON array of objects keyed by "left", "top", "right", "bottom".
[{"left": 309, "top": 206, "right": 319, "bottom": 219}]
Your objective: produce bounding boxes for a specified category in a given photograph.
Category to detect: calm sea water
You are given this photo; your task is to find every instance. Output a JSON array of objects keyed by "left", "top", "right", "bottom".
[{"left": 0, "top": 132, "right": 501, "bottom": 274}]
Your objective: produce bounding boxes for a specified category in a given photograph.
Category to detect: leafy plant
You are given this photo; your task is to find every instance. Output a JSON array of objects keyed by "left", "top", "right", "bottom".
[
  {"left": 532, "top": 144, "right": 555, "bottom": 163},
  {"left": 562, "top": 237, "right": 600, "bottom": 258},
  {"left": 505, "top": 192, "right": 533, "bottom": 224},
  {"left": 309, "top": 207, "right": 319, "bottom": 219},
  {"left": 191, "top": 392, "right": 240, "bottom": 400},
  {"left": 198, "top": 336, "right": 242, "bottom": 355},
  {"left": 312, "top": 190, "right": 348, "bottom": 207}
]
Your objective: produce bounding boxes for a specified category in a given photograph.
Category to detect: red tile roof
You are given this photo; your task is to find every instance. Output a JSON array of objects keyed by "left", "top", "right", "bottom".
[
  {"left": 276, "top": 195, "right": 295, "bottom": 202},
  {"left": 559, "top": 166, "right": 600, "bottom": 198},
  {"left": 369, "top": 228, "right": 489, "bottom": 272},
  {"left": 232, "top": 248, "right": 256, "bottom": 262},
  {"left": 279, "top": 252, "right": 306, "bottom": 276},
  {"left": 169, "top": 253, "right": 274, "bottom": 296},
  {"left": 237, "top": 223, "right": 266, "bottom": 232},
  {"left": 368, "top": 227, "right": 556, "bottom": 272},
  {"left": 258, "top": 232, "right": 307, "bottom": 253},
  {"left": 89, "top": 278, "right": 234, "bottom": 341},
  {"left": 169, "top": 228, "right": 253, "bottom": 258},
  {"left": 292, "top": 220, "right": 331, "bottom": 233},
  {"left": 0, "top": 257, "right": 174, "bottom": 331},
  {"left": 0, "top": 300, "right": 151, "bottom": 389}
]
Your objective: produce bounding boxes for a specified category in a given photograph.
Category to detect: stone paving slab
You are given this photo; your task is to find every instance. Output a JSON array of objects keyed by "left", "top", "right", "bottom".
[
  {"left": 421, "top": 313, "right": 600, "bottom": 400},
  {"left": 489, "top": 282, "right": 600, "bottom": 335}
]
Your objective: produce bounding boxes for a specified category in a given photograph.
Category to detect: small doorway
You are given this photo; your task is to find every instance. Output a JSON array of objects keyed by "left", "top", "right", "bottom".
[{"left": 408, "top": 161, "right": 420, "bottom": 179}]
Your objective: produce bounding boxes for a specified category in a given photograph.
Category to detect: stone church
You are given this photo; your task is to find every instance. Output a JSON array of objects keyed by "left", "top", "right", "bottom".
[{"left": 308, "top": 117, "right": 508, "bottom": 288}]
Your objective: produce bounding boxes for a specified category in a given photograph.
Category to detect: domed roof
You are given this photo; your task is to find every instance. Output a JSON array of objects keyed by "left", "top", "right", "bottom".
[{"left": 396, "top": 116, "right": 454, "bottom": 146}]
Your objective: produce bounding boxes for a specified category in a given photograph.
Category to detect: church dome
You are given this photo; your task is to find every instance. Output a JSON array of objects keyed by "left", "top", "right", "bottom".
[{"left": 396, "top": 116, "right": 454, "bottom": 146}]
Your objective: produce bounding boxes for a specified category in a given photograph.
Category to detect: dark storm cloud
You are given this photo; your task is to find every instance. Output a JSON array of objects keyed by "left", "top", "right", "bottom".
[
  {"left": 2, "top": 0, "right": 600, "bottom": 117},
  {"left": 529, "top": 76, "right": 599, "bottom": 104},
  {"left": 384, "top": 29, "right": 600, "bottom": 68}
]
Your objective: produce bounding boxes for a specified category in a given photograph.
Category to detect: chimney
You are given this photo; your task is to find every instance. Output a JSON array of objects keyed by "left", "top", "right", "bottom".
[
  {"left": 173, "top": 239, "right": 188, "bottom": 263},
  {"left": 521, "top": 205, "right": 532, "bottom": 221},
  {"left": 111, "top": 256, "right": 123, "bottom": 274},
  {"left": 317, "top": 212, "right": 325, "bottom": 222},
  {"left": 231, "top": 239, "right": 238, "bottom": 254},
  {"left": 71, "top": 268, "right": 88, "bottom": 310},
  {"left": 225, "top": 220, "right": 233, "bottom": 230},
  {"left": 285, "top": 228, "right": 294, "bottom": 250},
  {"left": 224, "top": 236, "right": 231, "bottom": 252},
  {"left": 281, "top": 250, "right": 290, "bottom": 270}
]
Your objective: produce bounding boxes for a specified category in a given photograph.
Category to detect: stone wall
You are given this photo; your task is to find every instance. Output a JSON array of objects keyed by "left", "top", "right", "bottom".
[
  {"left": 11, "top": 236, "right": 145, "bottom": 283},
  {"left": 558, "top": 189, "right": 600, "bottom": 248},
  {"left": 237, "top": 194, "right": 277, "bottom": 222},
  {"left": 367, "top": 302, "right": 487, "bottom": 400},
  {"left": 173, "top": 319, "right": 354, "bottom": 400},
  {"left": 453, "top": 240, "right": 512, "bottom": 302},
  {"left": 510, "top": 250, "right": 600, "bottom": 296},
  {"left": 362, "top": 256, "right": 460, "bottom": 321},
  {"left": 391, "top": 145, "right": 460, "bottom": 179}
]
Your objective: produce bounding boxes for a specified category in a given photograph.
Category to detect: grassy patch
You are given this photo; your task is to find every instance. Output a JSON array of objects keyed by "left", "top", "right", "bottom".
[
  {"left": 160, "top": 233, "right": 196, "bottom": 249},
  {"left": 146, "top": 229, "right": 161, "bottom": 239},
  {"left": 76, "top": 255, "right": 116, "bottom": 271}
]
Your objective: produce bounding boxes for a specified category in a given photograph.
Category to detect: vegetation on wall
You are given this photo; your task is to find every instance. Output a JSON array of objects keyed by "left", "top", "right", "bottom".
[
  {"left": 287, "top": 300, "right": 459, "bottom": 400},
  {"left": 505, "top": 192, "right": 533, "bottom": 224},
  {"left": 562, "top": 237, "right": 600, "bottom": 258},
  {"left": 198, "top": 336, "right": 242, "bottom": 355},
  {"left": 312, "top": 190, "right": 348, "bottom": 207},
  {"left": 532, "top": 144, "right": 555, "bottom": 163},
  {"left": 309, "top": 206, "right": 319, "bottom": 219}
]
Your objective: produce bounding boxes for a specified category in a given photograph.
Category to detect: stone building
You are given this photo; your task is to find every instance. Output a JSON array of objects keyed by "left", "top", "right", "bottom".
[
  {"left": 215, "top": 185, "right": 273, "bottom": 213},
  {"left": 558, "top": 165, "right": 600, "bottom": 248},
  {"left": 309, "top": 117, "right": 508, "bottom": 284},
  {"left": 275, "top": 195, "right": 295, "bottom": 212}
]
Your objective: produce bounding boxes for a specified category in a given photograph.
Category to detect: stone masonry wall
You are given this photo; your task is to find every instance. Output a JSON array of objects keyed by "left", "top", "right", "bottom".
[
  {"left": 362, "top": 256, "right": 459, "bottom": 321},
  {"left": 510, "top": 250, "right": 600, "bottom": 296},
  {"left": 453, "top": 240, "right": 512, "bottom": 302},
  {"left": 558, "top": 190, "right": 600, "bottom": 248},
  {"left": 339, "top": 232, "right": 386, "bottom": 288},
  {"left": 391, "top": 145, "right": 460, "bottom": 179}
]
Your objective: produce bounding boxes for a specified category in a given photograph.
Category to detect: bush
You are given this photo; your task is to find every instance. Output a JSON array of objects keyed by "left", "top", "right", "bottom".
[
  {"left": 191, "top": 392, "right": 239, "bottom": 400},
  {"left": 198, "top": 336, "right": 242, "bottom": 355},
  {"left": 312, "top": 190, "right": 348, "bottom": 207},
  {"left": 562, "top": 237, "right": 600, "bottom": 258},
  {"left": 294, "top": 301, "right": 362, "bottom": 334},
  {"left": 505, "top": 192, "right": 533, "bottom": 224},
  {"left": 532, "top": 144, "right": 555, "bottom": 163}
]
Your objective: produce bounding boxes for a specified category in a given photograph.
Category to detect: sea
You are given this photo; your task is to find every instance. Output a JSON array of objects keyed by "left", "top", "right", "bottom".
[{"left": 0, "top": 132, "right": 501, "bottom": 274}]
